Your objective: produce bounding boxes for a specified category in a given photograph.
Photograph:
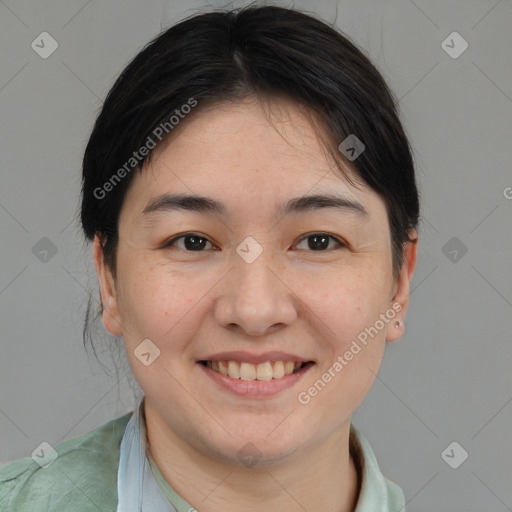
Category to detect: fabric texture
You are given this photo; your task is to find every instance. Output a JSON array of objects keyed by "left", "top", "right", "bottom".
[
  {"left": 0, "top": 413, "right": 129, "bottom": 511},
  {"left": 1, "top": 400, "right": 405, "bottom": 511}
]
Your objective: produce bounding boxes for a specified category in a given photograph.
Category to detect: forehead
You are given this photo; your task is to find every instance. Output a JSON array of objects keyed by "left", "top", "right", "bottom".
[
  {"left": 152, "top": 98, "right": 337, "bottom": 179},
  {"left": 122, "top": 98, "right": 385, "bottom": 220}
]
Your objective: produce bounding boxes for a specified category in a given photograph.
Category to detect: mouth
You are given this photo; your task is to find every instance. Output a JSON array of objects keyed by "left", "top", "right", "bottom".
[
  {"left": 196, "top": 351, "right": 316, "bottom": 397},
  {"left": 198, "top": 360, "right": 314, "bottom": 381}
]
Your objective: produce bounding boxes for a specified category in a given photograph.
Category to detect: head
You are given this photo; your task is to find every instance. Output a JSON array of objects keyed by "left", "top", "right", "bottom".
[{"left": 81, "top": 5, "right": 418, "bottom": 465}]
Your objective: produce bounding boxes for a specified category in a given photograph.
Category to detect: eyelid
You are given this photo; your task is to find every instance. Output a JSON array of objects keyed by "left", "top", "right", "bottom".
[{"left": 161, "top": 232, "right": 218, "bottom": 250}]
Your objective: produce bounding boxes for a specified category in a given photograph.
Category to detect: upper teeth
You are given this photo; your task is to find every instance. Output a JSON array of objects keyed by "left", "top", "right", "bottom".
[{"left": 206, "top": 361, "right": 303, "bottom": 380}]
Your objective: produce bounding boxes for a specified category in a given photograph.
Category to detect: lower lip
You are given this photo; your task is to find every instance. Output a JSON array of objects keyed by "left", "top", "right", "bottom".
[{"left": 197, "top": 362, "right": 314, "bottom": 398}]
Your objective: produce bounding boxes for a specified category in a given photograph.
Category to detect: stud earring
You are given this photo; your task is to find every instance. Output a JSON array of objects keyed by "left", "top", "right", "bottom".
[{"left": 394, "top": 320, "right": 401, "bottom": 329}]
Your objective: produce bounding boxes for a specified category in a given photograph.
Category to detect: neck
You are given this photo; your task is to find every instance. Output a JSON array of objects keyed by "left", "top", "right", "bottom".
[{"left": 144, "top": 400, "right": 360, "bottom": 512}]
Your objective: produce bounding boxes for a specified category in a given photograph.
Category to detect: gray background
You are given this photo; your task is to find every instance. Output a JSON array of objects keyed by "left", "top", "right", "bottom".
[{"left": 1, "top": 0, "right": 511, "bottom": 510}]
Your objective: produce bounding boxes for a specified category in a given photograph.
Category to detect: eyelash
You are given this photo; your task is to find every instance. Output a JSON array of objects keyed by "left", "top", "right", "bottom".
[{"left": 162, "top": 232, "right": 346, "bottom": 252}]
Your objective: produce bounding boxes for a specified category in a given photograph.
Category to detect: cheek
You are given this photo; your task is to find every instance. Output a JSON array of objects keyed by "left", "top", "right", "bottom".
[
  {"left": 311, "top": 266, "right": 392, "bottom": 343},
  {"left": 114, "top": 261, "right": 209, "bottom": 398},
  {"left": 298, "top": 269, "right": 391, "bottom": 410},
  {"left": 115, "top": 258, "right": 199, "bottom": 350}
]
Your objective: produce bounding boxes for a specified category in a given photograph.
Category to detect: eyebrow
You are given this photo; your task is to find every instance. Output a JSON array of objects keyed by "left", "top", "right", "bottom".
[{"left": 141, "top": 193, "right": 367, "bottom": 218}]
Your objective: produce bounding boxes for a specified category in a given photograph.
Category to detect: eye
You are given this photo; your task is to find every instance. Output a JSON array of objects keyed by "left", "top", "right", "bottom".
[
  {"left": 163, "top": 233, "right": 216, "bottom": 251},
  {"left": 293, "top": 233, "right": 345, "bottom": 251}
]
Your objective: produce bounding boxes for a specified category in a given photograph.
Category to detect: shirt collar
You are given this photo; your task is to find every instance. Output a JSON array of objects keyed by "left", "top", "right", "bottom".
[
  {"left": 116, "top": 398, "right": 177, "bottom": 512},
  {"left": 350, "top": 424, "right": 405, "bottom": 511}
]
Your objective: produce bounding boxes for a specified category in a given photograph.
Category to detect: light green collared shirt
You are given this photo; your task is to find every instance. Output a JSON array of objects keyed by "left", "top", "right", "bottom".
[{"left": 1, "top": 400, "right": 405, "bottom": 511}]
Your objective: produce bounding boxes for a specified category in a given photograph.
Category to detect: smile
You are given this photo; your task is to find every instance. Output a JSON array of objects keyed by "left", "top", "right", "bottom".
[
  {"left": 197, "top": 351, "right": 315, "bottom": 397},
  {"left": 200, "top": 360, "right": 310, "bottom": 380}
]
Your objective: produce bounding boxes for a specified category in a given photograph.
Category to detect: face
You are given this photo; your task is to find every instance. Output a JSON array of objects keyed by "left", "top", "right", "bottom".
[{"left": 95, "top": 97, "right": 416, "bottom": 465}]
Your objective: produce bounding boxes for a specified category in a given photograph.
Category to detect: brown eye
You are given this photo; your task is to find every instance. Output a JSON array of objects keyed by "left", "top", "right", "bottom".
[
  {"left": 294, "top": 233, "right": 344, "bottom": 251},
  {"left": 165, "top": 233, "right": 215, "bottom": 251}
]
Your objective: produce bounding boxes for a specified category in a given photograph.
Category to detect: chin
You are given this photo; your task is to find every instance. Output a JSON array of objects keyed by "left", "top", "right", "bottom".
[{"left": 196, "top": 422, "right": 308, "bottom": 468}]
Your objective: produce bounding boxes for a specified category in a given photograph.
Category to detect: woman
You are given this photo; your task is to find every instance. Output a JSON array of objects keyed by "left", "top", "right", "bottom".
[{"left": 1, "top": 5, "right": 418, "bottom": 511}]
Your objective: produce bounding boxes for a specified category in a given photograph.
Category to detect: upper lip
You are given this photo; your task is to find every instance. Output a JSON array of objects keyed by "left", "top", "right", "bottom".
[{"left": 198, "top": 351, "right": 314, "bottom": 365}]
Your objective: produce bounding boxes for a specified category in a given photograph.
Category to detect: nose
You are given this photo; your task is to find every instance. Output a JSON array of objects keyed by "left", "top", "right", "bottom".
[{"left": 214, "top": 248, "right": 298, "bottom": 337}]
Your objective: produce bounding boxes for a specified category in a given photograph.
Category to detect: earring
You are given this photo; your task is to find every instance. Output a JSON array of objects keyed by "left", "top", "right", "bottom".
[{"left": 394, "top": 320, "right": 401, "bottom": 329}]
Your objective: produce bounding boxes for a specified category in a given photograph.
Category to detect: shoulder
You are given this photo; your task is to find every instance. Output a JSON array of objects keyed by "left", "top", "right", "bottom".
[
  {"left": 0, "top": 411, "right": 132, "bottom": 512},
  {"left": 350, "top": 425, "right": 405, "bottom": 512}
]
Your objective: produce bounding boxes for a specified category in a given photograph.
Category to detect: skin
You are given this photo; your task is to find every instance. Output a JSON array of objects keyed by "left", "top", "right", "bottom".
[{"left": 94, "top": 96, "right": 417, "bottom": 512}]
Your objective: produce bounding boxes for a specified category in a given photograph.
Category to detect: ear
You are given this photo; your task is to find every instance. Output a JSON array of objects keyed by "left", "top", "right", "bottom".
[
  {"left": 93, "top": 235, "right": 123, "bottom": 336},
  {"left": 386, "top": 229, "right": 418, "bottom": 342}
]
